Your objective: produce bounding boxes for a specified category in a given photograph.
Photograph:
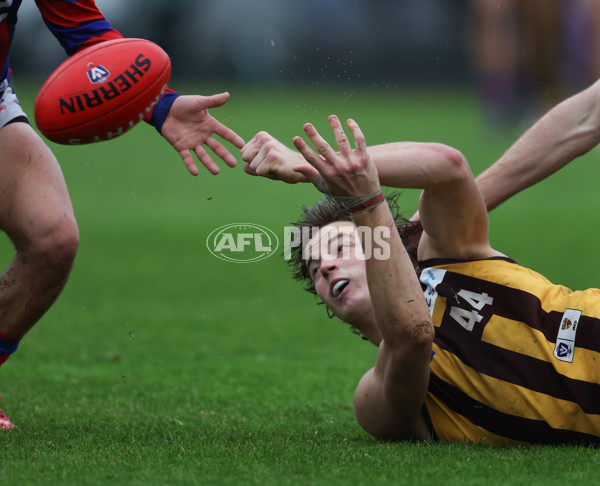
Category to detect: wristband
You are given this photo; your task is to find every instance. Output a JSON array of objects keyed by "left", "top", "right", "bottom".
[
  {"left": 332, "top": 190, "right": 386, "bottom": 214},
  {"left": 149, "top": 92, "right": 180, "bottom": 134},
  {"left": 348, "top": 191, "right": 386, "bottom": 214}
]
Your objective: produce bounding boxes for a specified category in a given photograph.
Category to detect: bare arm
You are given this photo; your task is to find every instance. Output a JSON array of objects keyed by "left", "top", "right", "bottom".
[
  {"left": 293, "top": 115, "right": 434, "bottom": 441},
  {"left": 242, "top": 125, "right": 494, "bottom": 261},
  {"left": 241, "top": 131, "right": 477, "bottom": 190},
  {"left": 352, "top": 198, "right": 433, "bottom": 440},
  {"left": 476, "top": 79, "right": 600, "bottom": 210},
  {"left": 363, "top": 142, "right": 495, "bottom": 262}
]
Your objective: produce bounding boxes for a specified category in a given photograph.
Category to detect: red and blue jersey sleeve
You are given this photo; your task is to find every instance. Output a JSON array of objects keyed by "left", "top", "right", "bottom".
[{"left": 34, "top": 0, "right": 123, "bottom": 55}]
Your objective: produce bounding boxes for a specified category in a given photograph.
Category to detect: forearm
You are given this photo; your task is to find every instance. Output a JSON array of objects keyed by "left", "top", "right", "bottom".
[
  {"left": 352, "top": 202, "right": 433, "bottom": 429},
  {"left": 352, "top": 204, "right": 431, "bottom": 347},
  {"left": 476, "top": 80, "right": 600, "bottom": 211}
]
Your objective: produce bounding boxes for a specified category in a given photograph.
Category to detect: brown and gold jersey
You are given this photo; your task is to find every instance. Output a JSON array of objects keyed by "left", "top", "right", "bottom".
[{"left": 419, "top": 257, "right": 600, "bottom": 445}]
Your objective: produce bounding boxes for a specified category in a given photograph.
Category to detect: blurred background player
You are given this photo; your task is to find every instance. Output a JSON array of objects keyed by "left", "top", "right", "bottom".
[
  {"left": 465, "top": 0, "right": 600, "bottom": 130},
  {"left": 0, "top": 0, "right": 244, "bottom": 430}
]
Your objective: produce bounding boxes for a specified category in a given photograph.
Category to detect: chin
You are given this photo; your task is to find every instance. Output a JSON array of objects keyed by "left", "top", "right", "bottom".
[{"left": 335, "top": 303, "right": 371, "bottom": 328}]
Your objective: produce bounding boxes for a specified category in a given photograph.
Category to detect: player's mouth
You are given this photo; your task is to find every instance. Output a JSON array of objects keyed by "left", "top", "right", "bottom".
[{"left": 330, "top": 279, "right": 350, "bottom": 298}]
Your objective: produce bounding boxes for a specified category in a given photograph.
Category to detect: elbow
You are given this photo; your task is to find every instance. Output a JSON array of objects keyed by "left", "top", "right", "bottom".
[
  {"left": 561, "top": 80, "right": 600, "bottom": 156},
  {"left": 383, "top": 317, "right": 435, "bottom": 354},
  {"left": 413, "top": 319, "right": 435, "bottom": 359},
  {"left": 417, "top": 319, "right": 435, "bottom": 348},
  {"left": 427, "top": 143, "right": 472, "bottom": 185}
]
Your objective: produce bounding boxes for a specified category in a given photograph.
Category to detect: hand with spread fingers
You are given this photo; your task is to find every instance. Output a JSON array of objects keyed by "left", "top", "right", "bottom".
[
  {"left": 292, "top": 115, "right": 381, "bottom": 198},
  {"left": 160, "top": 93, "right": 245, "bottom": 176}
]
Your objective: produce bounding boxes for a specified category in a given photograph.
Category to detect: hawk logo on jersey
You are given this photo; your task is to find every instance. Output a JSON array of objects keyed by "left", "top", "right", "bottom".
[
  {"left": 87, "top": 63, "right": 110, "bottom": 84},
  {"left": 554, "top": 309, "right": 581, "bottom": 363},
  {"left": 561, "top": 318, "right": 573, "bottom": 330}
]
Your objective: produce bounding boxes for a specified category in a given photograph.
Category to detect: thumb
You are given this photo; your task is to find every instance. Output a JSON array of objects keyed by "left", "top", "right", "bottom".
[
  {"left": 293, "top": 163, "right": 320, "bottom": 182},
  {"left": 201, "top": 92, "right": 231, "bottom": 109}
]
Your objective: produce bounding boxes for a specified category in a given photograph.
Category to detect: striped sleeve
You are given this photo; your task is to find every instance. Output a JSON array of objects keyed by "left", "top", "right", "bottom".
[{"left": 34, "top": 0, "right": 122, "bottom": 55}]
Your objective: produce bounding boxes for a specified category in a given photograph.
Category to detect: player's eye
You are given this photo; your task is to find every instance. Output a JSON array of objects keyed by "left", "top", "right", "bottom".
[{"left": 309, "top": 262, "right": 320, "bottom": 277}]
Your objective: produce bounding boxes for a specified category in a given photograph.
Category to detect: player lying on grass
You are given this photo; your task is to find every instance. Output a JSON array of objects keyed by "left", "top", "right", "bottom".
[
  {"left": 0, "top": 0, "right": 244, "bottom": 430},
  {"left": 240, "top": 81, "right": 600, "bottom": 445}
]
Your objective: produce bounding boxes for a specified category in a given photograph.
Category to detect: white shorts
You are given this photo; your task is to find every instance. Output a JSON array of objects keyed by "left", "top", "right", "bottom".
[{"left": 0, "top": 79, "right": 29, "bottom": 130}]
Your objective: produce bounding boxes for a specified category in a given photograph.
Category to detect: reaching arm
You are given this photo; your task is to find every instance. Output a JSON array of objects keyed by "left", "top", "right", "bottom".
[
  {"left": 293, "top": 115, "right": 433, "bottom": 441},
  {"left": 242, "top": 130, "right": 481, "bottom": 190},
  {"left": 476, "top": 79, "right": 600, "bottom": 210},
  {"left": 243, "top": 128, "right": 493, "bottom": 260}
]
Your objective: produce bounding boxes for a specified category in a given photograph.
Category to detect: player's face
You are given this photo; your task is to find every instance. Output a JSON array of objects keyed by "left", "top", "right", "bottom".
[{"left": 305, "top": 221, "right": 375, "bottom": 327}]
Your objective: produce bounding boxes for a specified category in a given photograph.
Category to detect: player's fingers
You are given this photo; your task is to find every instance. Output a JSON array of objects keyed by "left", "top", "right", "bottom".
[
  {"left": 292, "top": 164, "right": 320, "bottom": 182},
  {"left": 179, "top": 150, "right": 200, "bottom": 176},
  {"left": 193, "top": 145, "right": 220, "bottom": 175},
  {"left": 243, "top": 163, "right": 257, "bottom": 176},
  {"left": 253, "top": 161, "right": 278, "bottom": 178},
  {"left": 241, "top": 131, "right": 274, "bottom": 162},
  {"left": 206, "top": 137, "right": 237, "bottom": 168},
  {"left": 303, "top": 123, "right": 337, "bottom": 161},
  {"left": 246, "top": 144, "right": 270, "bottom": 172},
  {"left": 293, "top": 135, "right": 325, "bottom": 171},
  {"left": 240, "top": 139, "right": 259, "bottom": 163},
  {"left": 240, "top": 141, "right": 266, "bottom": 173},
  {"left": 200, "top": 92, "right": 231, "bottom": 110},
  {"left": 329, "top": 115, "right": 351, "bottom": 156},
  {"left": 347, "top": 119, "right": 367, "bottom": 153},
  {"left": 212, "top": 121, "right": 245, "bottom": 148}
]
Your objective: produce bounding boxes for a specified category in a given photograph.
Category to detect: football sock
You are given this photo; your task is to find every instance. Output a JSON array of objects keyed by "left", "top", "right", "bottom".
[{"left": 0, "top": 331, "right": 19, "bottom": 368}]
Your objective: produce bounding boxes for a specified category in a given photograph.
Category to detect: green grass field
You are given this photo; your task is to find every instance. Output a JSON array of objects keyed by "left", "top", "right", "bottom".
[{"left": 1, "top": 81, "right": 600, "bottom": 485}]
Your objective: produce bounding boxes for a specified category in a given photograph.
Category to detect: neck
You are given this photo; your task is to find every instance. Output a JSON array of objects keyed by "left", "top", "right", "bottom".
[{"left": 350, "top": 309, "right": 382, "bottom": 346}]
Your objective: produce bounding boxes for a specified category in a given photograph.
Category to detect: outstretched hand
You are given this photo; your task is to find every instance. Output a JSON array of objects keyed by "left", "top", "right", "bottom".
[
  {"left": 160, "top": 93, "right": 245, "bottom": 176},
  {"left": 292, "top": 115, "right": 380, "bottom": 197}
]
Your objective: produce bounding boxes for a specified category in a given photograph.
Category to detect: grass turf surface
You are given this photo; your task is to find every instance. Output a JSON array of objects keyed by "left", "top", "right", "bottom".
[{"left": 1, "top": 81, "right": 600, "bottom": 484}]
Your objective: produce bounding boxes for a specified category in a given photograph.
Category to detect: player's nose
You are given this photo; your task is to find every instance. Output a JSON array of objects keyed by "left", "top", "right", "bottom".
[{"left": 320, "top": 262, "right": 338, "bottom": 278}]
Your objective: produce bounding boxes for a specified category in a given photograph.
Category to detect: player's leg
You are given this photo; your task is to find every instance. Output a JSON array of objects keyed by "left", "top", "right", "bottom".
[
  {"left": 0, "top": 398, "right": 13, "bottom": 429},
  {"left": 0, "top": 120, "right": 79, "bottom": 375},
  {"left": 0, "top": 85, "right": 78, "bottom": 429},
  {"left": 575, "top": 0, "right": 600, "bottom": 84},
  {"left": 514, "top": 0, "right": 562, "bottom": 111},
  {"left": 465, "top": 0, "right": 520, "bottom": 127}
]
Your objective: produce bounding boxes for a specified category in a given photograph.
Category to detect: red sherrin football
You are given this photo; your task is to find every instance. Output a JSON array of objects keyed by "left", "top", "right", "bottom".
[{"left": 34, "top": 38, "right": 171, "bottom": 145}]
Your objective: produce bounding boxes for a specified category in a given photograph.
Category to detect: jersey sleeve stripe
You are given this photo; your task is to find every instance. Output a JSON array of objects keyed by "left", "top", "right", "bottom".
[
  {"left": 43, "top": 19, "right": 121, "bottom": 55},
  {"left": 35, "top": 0, "right": 108, "bottom": 28}
]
